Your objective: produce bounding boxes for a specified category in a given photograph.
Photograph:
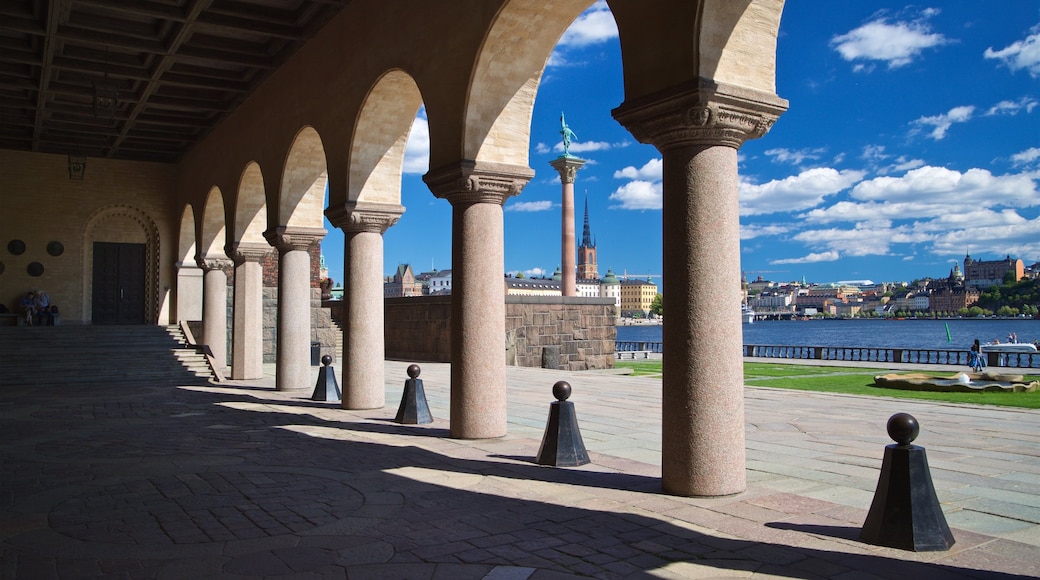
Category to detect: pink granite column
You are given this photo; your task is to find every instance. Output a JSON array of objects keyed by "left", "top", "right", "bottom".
[
  {"left": 198, "top": 256, "right": 232, "bottom": 374},
  {"left": 424, "top": 161, "right": 534, "bottom": 439},
  {"left": 614, "top": 80, "right": 787, "bottom": 496},
  {"left": 326, "top": 202, "right": 403, "bottom": 410},
  {"left": 549, "top": 156, "right": 586, "bottom": 297},
  {"left": 229, "top": 242, "right": 270, "bottom": 380},
  {"left": 265, "top": 227, "right": 326, "bottom": 391}
]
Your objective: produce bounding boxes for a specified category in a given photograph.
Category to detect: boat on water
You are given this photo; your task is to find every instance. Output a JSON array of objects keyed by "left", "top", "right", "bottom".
[
  {"left": 980, "top": 342, "right": 1038, "bottom": 354},
  {"left": 742, "top": 304, "right": 755, "bottom": 324}
]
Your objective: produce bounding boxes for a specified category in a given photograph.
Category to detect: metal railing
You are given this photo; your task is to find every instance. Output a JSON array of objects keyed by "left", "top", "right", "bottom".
[{"left": 614, "top": 341, "right": 1040, "bottom": 369}]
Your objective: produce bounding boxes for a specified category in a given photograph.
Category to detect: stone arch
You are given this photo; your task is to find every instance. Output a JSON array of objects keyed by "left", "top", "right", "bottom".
[
  {"left": 465, "top": 0, "right": 595, "bottom": 165},
  {"left": 347, "top": 71, "right": 423, "bottom": 206},
  {"left": 198, "top": 187, "right": 228, "bottom": 261},
  {"left": 175, "top": 204, "right": 203, "bottom": 322},
  {"left": 609, "top": 0, "right": 782, "bottom": 100},
  {"left": 178, "top": 204, "right": 198, "bottom": 265},
  {"left": 279, "top": 126, "right": 327, "bottom": 229},
  {"left": 235, "top": 162, "right": 268, "bottom": 245},
  {"left": 81, "top": 204, "right": 161, "bottom": 324}
]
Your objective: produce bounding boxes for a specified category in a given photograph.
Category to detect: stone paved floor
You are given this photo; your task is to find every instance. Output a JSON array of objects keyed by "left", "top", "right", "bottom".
[{"left": 1, "top": 359, "right": 1038, "bottom": 579}]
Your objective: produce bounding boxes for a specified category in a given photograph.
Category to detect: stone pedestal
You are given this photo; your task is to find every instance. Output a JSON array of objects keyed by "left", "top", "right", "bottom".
[
  {"left": 327, "top": 202, "right": 403, "bottom": 409},
  {"left": 613, "top": 80, "right": 786, "bottom": 496},
  {"left": 198, "top": 256, "right": 232, "bottom": 373},
  {"left": 230, "top": 243, "right": 270, "bottom": 380},
  {"left": 424, "top": 160, "right": 533, "bottom": 439},
  {"left": 266, "top": 227, "right": 325, "bottom": 391}
]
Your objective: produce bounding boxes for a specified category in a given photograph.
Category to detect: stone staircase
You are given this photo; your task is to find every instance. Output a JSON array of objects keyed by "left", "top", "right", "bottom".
[{"left": 0, "top": 325, "right": 214, "bottom": 387}]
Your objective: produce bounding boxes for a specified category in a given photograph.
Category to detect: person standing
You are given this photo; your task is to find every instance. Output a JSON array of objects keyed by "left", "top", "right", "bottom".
[{"left": 969, "top": 338, "right": 984, "bottom": 372}]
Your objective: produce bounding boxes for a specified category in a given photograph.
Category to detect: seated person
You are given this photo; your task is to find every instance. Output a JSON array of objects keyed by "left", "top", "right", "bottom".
[
  {"left": 18, "top": 291, "right": 36, "bottom": 325},
  {"left": 34, "top": 290, "right": 52, "bottom": 325}
]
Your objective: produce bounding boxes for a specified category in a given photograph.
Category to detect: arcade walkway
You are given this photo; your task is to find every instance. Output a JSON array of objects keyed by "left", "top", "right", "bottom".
[{"left": 1, "top": 360, "right": 1037, "bottom": 578}]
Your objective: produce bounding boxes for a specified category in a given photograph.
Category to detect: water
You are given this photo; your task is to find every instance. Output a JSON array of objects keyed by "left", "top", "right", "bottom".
[{"left": 617, "top": 319, "right": 1040, "bottom": 351}]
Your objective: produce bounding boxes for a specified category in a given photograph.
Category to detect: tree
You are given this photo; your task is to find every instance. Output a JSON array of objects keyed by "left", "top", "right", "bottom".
[{"left": 650, "top": 293, "right": 663, "bottom": 317}]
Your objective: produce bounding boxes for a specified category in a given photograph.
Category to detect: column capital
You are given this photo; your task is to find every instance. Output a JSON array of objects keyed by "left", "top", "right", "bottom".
[
  {"left": 263, "top": 226, "right": 326, "bottom": 253},
  {"left": 228, "top": 241, "right": 272, "bottom": 265},
  {"left": 549, "top": 156, "right": 587, "bottom": 185},
  {"left": 326, "top": 201, "right": 404, "bottom": 234},
  {"left": 612, "top": 79, "right": 788, "bottom": 150},
  {"left": 423, "top": 160, "right": 534, "bottom": 206},
  {"left": 196, "top": 255, "right": 234, "bottom": 272}
]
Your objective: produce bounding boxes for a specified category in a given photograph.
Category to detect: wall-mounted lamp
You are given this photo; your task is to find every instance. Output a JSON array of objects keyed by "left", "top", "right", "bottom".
[{"left": 68, "top": 155, "right": 87, "bottom": 180}]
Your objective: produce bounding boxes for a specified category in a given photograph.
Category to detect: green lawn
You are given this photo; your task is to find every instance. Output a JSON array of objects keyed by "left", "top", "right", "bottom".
[{"left": 614, "top": 360, "right": 1040, "bottom": 409}]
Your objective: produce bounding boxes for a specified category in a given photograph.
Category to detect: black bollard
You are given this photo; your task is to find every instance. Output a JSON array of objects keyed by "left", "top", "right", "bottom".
[
  {"left": 310, "top": 355, "right": 342, "bottom": 402},
  {"left": 860, "top": 413, "right": 955, "bottom": 551},
  {"left": 394, "top": 364, "right": 433, "bottom": 424},
  {"left": 535, "top": 381, "right": 590, "bottom": 467}
]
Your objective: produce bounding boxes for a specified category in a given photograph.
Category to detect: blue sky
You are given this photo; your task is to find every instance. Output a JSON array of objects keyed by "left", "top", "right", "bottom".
[{"left": 323, "top": 1, "right": 1040, "bottom": 287}]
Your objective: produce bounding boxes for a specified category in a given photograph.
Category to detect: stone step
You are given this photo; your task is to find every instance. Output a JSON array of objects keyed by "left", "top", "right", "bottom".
[{"left": 0, "top": 325, "right": 214, "bottom": 386}]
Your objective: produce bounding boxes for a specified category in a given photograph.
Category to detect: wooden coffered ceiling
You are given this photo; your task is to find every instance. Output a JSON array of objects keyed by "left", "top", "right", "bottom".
[{"left": 0, "top": 0, "right": 350, "bottom": 163}]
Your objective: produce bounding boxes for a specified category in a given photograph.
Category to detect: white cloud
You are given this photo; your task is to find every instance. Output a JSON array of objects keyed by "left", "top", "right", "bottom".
[
  {"left": 984, "top": 24, "right": 1040, "bottom": 77},
  {"left": 608, "top": 180, "right": 661, "bottom": 210},
  {"left": 771, "top": 251, "right": 841, "bottom": 265},
  {"left": 557, "top": 1, "right": 618, "bottom": 48},
  {"left": 830, "top": 14, "right": 948, "bottom": 70},
  {"left": 525, "top": 267, "right": 549, "bottom": 278},
  {"left": 402, "top": 112, "right": 430, "bottom": 174},
  {"left": 739, "top": 168, "right": 865, "bottom": 216},
  {"left": 985, "top": 97, "right": 1039, "bottom": 116},
  {"left": 765, "top": 147, "right": 826, "bottom": 165},
  {"left": 506, "top": 200, "right": 554, "bottom": 212},
  {"left": 740, "top": 223, "right": 791, "bottom": 240},
  {"left": 910, "top": 105, "right": 974, "bottom": 140},
  {"left": 535, "top": 142, "right": 551, "bottom": 155},
  {"left": 850, "top": 166, "right": 1039, "bottom": 206},
  {"left": 554, "top": 140, "right": 615, "bottom": 154},
  {"left": 613, "top": 158, "right": 662, "bottom": 181},
  {"left": 1011, "top": 147, "right": 1040, "bottom": 167}
]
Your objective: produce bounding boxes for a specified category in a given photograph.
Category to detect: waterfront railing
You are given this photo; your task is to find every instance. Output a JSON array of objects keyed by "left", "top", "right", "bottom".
[{"left": 614, "top": 341, "right": 1040, "bottom": 369}]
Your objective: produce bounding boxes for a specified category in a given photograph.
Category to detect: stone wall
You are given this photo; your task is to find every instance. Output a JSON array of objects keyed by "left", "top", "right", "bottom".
[{"left": 382, "top": 296, "right": 616, "bottom": 370}]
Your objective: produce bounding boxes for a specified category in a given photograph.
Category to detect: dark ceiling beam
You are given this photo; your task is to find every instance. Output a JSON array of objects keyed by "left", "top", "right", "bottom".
[
  {"left": 109, "top": 0, "right": 215, "bottom": 158},
  {"left": 31, "top": 0, "right": 61, "bottom": 151}
]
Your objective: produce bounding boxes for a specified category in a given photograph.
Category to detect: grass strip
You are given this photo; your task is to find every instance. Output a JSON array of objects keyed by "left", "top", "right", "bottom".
[{"left": 614, "top": 361, "right": 1040, "bottom": 409}]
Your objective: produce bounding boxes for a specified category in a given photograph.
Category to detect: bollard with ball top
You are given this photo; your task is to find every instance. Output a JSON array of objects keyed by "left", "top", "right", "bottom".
[
  {"left": 394, "top": 364, "right": 433, "bottom": 424},
  {"left": 311, "top": 355, "right": 342, "bottom": 402},
  {"left": 860, "top": 412, "right": 955, "bottom": 551},
  {"left": 535, "top": 381, "right": 590, "bottom": 467}
]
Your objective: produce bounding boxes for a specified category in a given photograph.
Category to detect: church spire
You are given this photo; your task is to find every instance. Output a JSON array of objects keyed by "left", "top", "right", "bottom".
[{"left": 581, "top": 192, "right": 592, "bottom": 248}]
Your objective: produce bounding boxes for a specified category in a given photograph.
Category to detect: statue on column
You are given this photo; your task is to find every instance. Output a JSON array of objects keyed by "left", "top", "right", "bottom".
[{"left": 560, "top": 112, "right": 577, "bottom": 156}]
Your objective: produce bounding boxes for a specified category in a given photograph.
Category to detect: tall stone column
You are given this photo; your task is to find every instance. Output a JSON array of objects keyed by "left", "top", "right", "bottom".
[
  {"left": 549, "top": 156, "right": 586, "bottom": 296},
  {"left": 198, "top": 256, "right": 233, "bottom": 373},
  {"left": 229, "top": 242, "right": 270, "bottom": 380},
  {"left": 265, "top": 227, "right": 326, "bottom": 391},
  {"left": 614, "top": 80, "right": 787, "bottom": 497},
  {"left": 326, "top": 202, "right": 403, "bottom": 409},
  {"left": 424, "top": 160, "right": 534, "bottom": 439}
]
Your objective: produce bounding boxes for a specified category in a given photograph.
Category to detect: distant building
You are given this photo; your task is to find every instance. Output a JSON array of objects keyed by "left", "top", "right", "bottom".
[
  {"left": 964, "top": 253, "right": 1024, "bottom": 289},
  {"left": 505, "top": 276, "right": 561, "bottom": 296},
  {"left": 428, "top": 269, "right": 453, "bottom": 295},
  {"left": 384, "top": 264, "right": 423, "bottom": 297},
  {"left": 620, "top": 278, "right": 658, "bottom": 318},
  {"left": 600, "top": 269, "right": 621, "bottom": 317},
  {"left": 576, "top": 195, "right": 598, "bottom": 281}
]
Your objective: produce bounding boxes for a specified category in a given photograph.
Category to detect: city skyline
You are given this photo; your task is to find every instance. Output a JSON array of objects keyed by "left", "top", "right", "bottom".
[{"left": 321, "top": 1, "right": 1039, "bottom": 287}]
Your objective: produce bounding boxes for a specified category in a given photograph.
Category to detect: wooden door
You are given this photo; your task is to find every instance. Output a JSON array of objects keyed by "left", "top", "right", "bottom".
[{"left": 92, "top": 242, "right": 146, "bottom": 324}]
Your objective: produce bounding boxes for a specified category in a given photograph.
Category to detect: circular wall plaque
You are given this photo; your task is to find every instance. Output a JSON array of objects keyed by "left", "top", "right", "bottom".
[
  {"left": 47, "top": 241, "right": 64, "bottom": 256},
  {"left": 7, "top": 239, "right": 26, "bottom": 255},
  {"left": 27, "top": 262, "right": 44, "bottom": 277}
]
